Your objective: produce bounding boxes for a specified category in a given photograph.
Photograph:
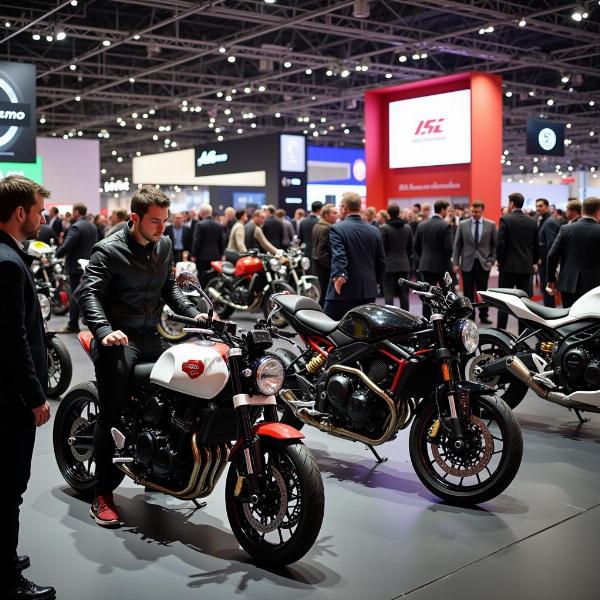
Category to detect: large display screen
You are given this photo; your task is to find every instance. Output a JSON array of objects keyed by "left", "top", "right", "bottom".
[
  {"left": 388, "top": 89, "right": 471, "bottom": 169},
  {"left": 280, "top": 134, "right": 306, "bottom": 173},
  {"left": 526, "top": 118, "right": 565, "bottom": 157}
]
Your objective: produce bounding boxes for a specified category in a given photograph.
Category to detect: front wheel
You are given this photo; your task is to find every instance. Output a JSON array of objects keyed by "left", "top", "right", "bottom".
[
  {"left": 225, "top": 442, "right": 324, "bottom": 566},
  {"left": 409, "top": 394, "right": 523, "bottom": 505},
  {"left": 46, "top": 335, "right": 72, "bottom": 398},
  {"left": 263, "top": 280, "right": 295, "bottom": 329}
]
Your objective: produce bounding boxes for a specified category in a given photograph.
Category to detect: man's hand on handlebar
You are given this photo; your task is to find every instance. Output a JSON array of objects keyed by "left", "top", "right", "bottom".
[
  {"left": 102, "top": 330, "right": 129, "bottom": 346},
  {"left": 195, "top": 312, "right": 220, "bottom": 322}
]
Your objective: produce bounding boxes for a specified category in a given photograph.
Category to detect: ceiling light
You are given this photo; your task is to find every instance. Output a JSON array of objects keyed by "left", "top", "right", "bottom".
[
  {"left": 352, "top": 0, "right": 370, "bottom": 18},
  {"left": 283, "top": 61, "right": 292, "bottom": 68},
  {"left": 224, "top": 108, "right": 231, "bottom": 115},
  {"left": 486, "top": 26, "right": 494, "bottom": 33},
  {"left": 69, "top": 64, "right": 76, "bottom": 71},
  {"left": 385, "top": 73, "right": 392, "bottom": 79},
  {"left": 275, "top": 112, "right": 281, "bottom": 118},
  {"left": 218, "top": 46, "right": 227, "bottom": 53},
  {"left": 75, "top": 95, "right": 81, "bottom": 102},
  {"left": 227, "top": 55, "right": 236, "bottom": 63},
  {"left": 529, "top": 90, "right": 535, "bottom": 96},
  {"left": 478, "top": 28, "right": 485, "bottom": 35},
  {"left": 326, "top": 69, "right": 333, "bottom": 76},
  {"left": 133, "top": 34, "right": 140, "bottom": 40},
  {"left": 46, "top": 34, "right": 54, "bottom": 42},
  {"left": 547, "top": 98, "right": 554, "bottom": 106},
  {"left": 129, "top": 77, "right": 135, "bottom": 83},
  {"left": 237, "top": 128, "right": 243, "bottom": 134},
  {"left": 305, "top": 68, "right": 312, "bottom": 75},
  {"left": 227, "top": 117, "right": 234, "bottom": 123},
  {"left": 244, "top": 86, "right": 251, "bottom": 93},
  {"left": 131, "top": 112, "right": 138, "bottom": 118},
  {"left": 566, "top": 122, "right": 572, "bottom": 128},
  {"left": 518, "top": 18, "right": 526, "bottom": 27},
  {"left": 135, "top": 123, "right": 143, "bottom": 130},
  {"left": 39, "top": 116, "right": 46, "bottom": 124},
  {"left": 152, "top": 134, "right": 158, "bottom": 141},
  {"left": 117, "top": 157, "right": 123, "bottom": 163},
  {"left": 341, "top": 69, "right": 350, "bottom": 78},
  {"left": 71, "top": 1, "right": 78, "bottom": 6},
  {"left": 216, "top": 91, "right": 223, "bottom": 98},
  {"left": 590, "top": 131, "right": 595, "bottom": 136},
  {"left": 420, "top": 53, "right": 428, "bottom": 59},
  {"left": 561, "top": 75, "right": 570, "bottom": 83},
  {"left": 505, "top": 91, "right": 512, "bottom": 97},
  {"left": 258, "top": 85, "right": 266, "bottom": 92},
  {"left": 32, "top": 33, "right": 41, "bottom": 40},
  {"left": 590, "top": 100, "right": 595, "bottom": 106},
  {"left": 225, "top": 95, "right": 232, "bottom": 101},
  {"left": 398, "top": 55, "right": 407, "bottom": 63},
  {"left": 265, "top": 0, "right": 276, "bottom": 4},
  {"left": 412, "top": 53, "right": 420, "bottom": 60},
  {"left": 56, "top": 30, "right": 66, "bottom": 41},
  {"left": 251, "top": 123, "right": 257, "bottom": 128},
  {"left": 572, "top": 5, "right": 587, "bottom": 21},
  {"left": 102, "top": 40, "right": 111, "bottom": 46}
]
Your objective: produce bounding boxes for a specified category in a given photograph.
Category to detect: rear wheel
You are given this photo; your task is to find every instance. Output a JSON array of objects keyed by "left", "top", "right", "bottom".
[
  {"left": 225, "top": 442, "right": 324, "bottom": 565},
  {"left": 51, "top": 279, "right": 70, "bottom": 315},
  {"left": 263, "top": 281, "right": 295, "bottom": 328},
  {"left": 46, "top": 335, "right": 72, "bottom": 398},
  {"left": 205, "top": 277, "right": 235, "bottom": 319},
  {"left": 300, "top": 279, "right": 321, "bottom": 304}
]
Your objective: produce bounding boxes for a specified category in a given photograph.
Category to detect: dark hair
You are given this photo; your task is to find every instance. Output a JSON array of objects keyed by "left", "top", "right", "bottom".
[
  {"left": 508, "top": 192, "right": 524, "bottom": 208},
  {"left": 0, "top": 175, "right": 50, "bottom": 223},
  {"left": 413, "top": 203, "right": 421, "bottom": 210},
  {"left": 130, "top": 186, "right": 170, "bottom": 218},
  {"left": 536, "top": 198, "right": 549, "bottom": 207},
  {"left": 275, "top": 208, "right": 286, "bottom": 218},
  {"left": 114, "top": 208, "right": 128, "bottom": 221},
  {"left": 566, "top": 199, "right": 582, "bottom": 214},
  {"left": 49, "top": 206, "right": 59, "bottom": 216},
  {"left": 387, "top": 204, "right": 400, "bottom": 219},
  {"left": 472, "top": 201, "right": 485, "bottom": 210},
  {"left": 73, "top": 203, "right": 87, "bottom": 216},
  {"left": 583, "top": 197, "right": 600, "bottom": 217},
  {"left": 235, "top": 209, "right": 247, "bottom": 220},
  {"left": 266, "top": 204, "right": 276, "bottom": 214},
  {"left": 311, "top": 201, "right": 323, "bottom": 213},
  {"left": 434, "top": 200, "right": 449, "bottom": 214}
]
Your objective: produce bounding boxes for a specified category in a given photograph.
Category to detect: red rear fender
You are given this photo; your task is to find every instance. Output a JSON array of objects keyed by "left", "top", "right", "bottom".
[
  {"left": 210, "top": 261, "right": 224, "bottom": 273},
  {"left": 78, "top": 331, "right": 93, "bottom": 355}
]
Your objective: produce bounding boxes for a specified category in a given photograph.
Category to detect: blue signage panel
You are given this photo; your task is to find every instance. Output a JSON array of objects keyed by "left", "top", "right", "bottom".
[{"left": 307, "top": 145, "right": 366, "bottom": 185}]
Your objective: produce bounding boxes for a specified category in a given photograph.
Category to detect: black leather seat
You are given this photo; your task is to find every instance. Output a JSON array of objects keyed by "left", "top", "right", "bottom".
[
  {"left": 294, "top": 309, "right": 339, "bottom": 335},
  {"left": 221, "top": 262, "right": 236, "bottom": 276},
  {"left": 521, "top": 298, "right": 570, "bottom": 320},
  {"left": 275, "top": 294, "right": 322, "bottom": 315},
  {"left": 131, "top": 363, "right": 154, "bottom": 385},
  {"left": 487, "top": 288, "right": 529, "bottom": 298}
]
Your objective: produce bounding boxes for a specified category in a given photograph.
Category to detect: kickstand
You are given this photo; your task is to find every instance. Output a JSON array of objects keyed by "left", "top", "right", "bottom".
[
  {"left": 574, "top": 409, "right": 589, "bottom": 424},
  {"left": 367, "top": 445, "right": 388, "bottom": 464},
  {"left": 191, "top": 499, "right": 207, "bottom": 510}
]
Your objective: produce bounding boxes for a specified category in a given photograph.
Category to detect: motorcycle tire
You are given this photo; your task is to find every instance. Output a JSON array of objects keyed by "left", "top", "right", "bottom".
[
  {"left": 157, "top": 303, "right": 191, "bottom": 342},
  {"left": 409, "top": 394, "right": 523, "bottom": 505},
  {"left": 46, "top": 334, "right": 73, "bottom": 398},
  {"left": 53, "top": 381, "right": 124, "bottom": 499},
  {"left": 205, "top": 277, "right": 235, "bottom": 319},
  {"left": 225, "top": 441, "right": 324, "bottom": 566},
  {"left": 51, "top": 279, "right": 70, "bottom": 316},
  {"left": 464, "top": 329, "right": 528, "bottom": 409},
  {"left": 262, "top": 280, "right": 295, "bottom": 329},
  {"left": 301, "top": 279, "right": 321, "bottom": 304}
]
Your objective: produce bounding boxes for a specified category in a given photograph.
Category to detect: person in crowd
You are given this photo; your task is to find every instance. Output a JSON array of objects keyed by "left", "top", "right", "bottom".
[
  {"left": 420, "top": 203, "right": 432, "bottom": 222},
  {"left": 547, "top": 197, "right": 600, "bottom": 308},
  {"left": 536, "top": 198, "right": 560, "bottom": 307},
  {"left": 164, "top": 212, "right": 193, "bottom": 263},
  {"left": 48, "top": 206, "right": 63, "bottom": 240},
  {"left": 244, "top": 209, "right": 279, "bottom": 255},
  {"left": 452, "top": 201, "right": 497, "bottom": 324},
  {"left": 324, "top": 192, "right": 385, "bottom": 320},
  {"left": 226, "top": 209, "right": 249, "bottom": 261},
  {"left": 414, "top": 200, "right": 453, "bottom": 318},
  {"left": 412, "top": 203, "right": 421, "bottom": 218},
  {"left": 0, "top": 175, "right": 56, "bottom": 600},
  {"left": 36, "top": 222, "right": 58, "bottom": 245},
  {"left": 105, "top": 207, "right": 128, "bottom": 237},
  {"left": 55, "top": 203, "right": 98, "bottom": 334},
  {"left": 496, "top": 192, "right": 539, "bottom": 330},
  {"left": 292, "top": 208, "right": 305, "bottom": 234},
  {"left": 94, "top": 214, "right": 108, "bottom": 241},
  {"left": 554, "top": 208, "right": 567, "bottom": 226},
  {"left": 311, "top": 203, "right": 339, "bottom": 308},
  {"left": 277, "top": 208, "right": 295, "bottom": 249},
  {"left": 366, "top": 206, "right": 379, "bottom": 227},
  {"left": 222, "top": 206, "right": 236, "bottom": 246},
  {"left": 376, "top": 210, "right": 389, "bottom": 226},
  {"left": 192, "top": 204, "right": 225, "bottom": 287},
  {"left": 262, "top": 204, "right": 284, "bottom": 249},
  {"left": 183, "top": 209, "right": 199, "bottom": 234},
  {"left": 78, "top": 186, "right": 205, "bottom": 528},
  {"left": 61, "top": 211, "right": 72, "bottom": 232},
  {"left": 381, "top": 204, "right": 413, "bottom": 311},
  {"left": 565, "top": 199, "right": 581, "bottom": 223},
  {"left": 299, "top": 201, "right": 322, "bottom": 262}
]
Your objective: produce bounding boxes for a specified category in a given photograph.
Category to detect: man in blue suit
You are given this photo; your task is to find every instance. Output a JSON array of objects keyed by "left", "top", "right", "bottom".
[{"left": 324, "top": 192, "right": 385, "bottom": 320}]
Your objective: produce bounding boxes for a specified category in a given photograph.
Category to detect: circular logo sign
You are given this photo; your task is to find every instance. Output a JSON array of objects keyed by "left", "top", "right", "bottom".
[
  {"left": 352, "top": 158, "right": 366, "bottom": 182},
  {"left": 0, "top": 77, "right": 20, "bottom": 150},
  {"left": 538, "top": 127, "right": 557, "bottom": 151}
]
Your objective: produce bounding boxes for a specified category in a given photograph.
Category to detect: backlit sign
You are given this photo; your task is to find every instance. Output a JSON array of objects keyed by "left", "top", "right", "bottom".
[{"left": 196, "top": 149, "right": 229, "bottom": 168}]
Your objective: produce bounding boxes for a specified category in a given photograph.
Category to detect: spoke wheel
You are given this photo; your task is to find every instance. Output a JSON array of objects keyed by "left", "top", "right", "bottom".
[
  {"left": 409, "top": 395, "right": 523, "bottom": 505},
  {"left": 263, "top": 281, "right": 294, "bottom": 329},
  {"left": 157, "top": 304, "right": 188, "bottom": 341},
  {"left": 46, "top": 335, "right": 72, "bottom": 398}
]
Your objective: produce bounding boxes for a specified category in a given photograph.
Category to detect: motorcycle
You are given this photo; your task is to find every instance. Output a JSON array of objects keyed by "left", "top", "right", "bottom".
[
  {"left": 36, "top": 280, "right": 73, "bottom": 398},
  {"left": 465, "top": 286, "right": 600, "bottom": 421},
  {"left": 269, "top": 274, "right": 523, "bottom": 505},
  {"left": 205, "top": 251, "right": 294, "bottom": 328},
  {"left": 28, "top": 240, "right": 71, "bottom": 316},
  {"left": 53, "top": 272, "right": 325, "bottom": 566},
  {"left": 284, "top": 243, "right": 321, "bottom": 304}
]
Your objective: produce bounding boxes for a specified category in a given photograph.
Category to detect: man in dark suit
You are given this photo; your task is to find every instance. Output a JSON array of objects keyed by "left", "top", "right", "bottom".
[
  {"left": 36, "top": 223, "right": 58, "bottom": 245},
  {"left": 299, "top": 201, "right": 323, "bottom": 267},
  {"left": 536, "top": 198, "right": 560, "bottom": 307},
  {"left": 164, "top": 212, "right": 193, "bottom": 263},
  {"left": 414, "top": 200, "right": 453, "bottom": 318},
  {"left": 565, "top": 198, "right": 581, "bottom": 224},
  {"left": 496, "top": 192, "right": 539, "bottom": 329},
  {"left": 547, "top": 197, "right": 600, "bottom": 308},
  {"left": 324, "top": 193, "right": 385, "bottom": 320},
  {"left": 452, "top": 201, "right": 497, "bottom": 324},
  {"left": 192, "top": 204, "right": 225, "bottom": 286},
  {"left": 0, "top": 175, "right": 56, "bottom": 600},
  {"left": 56, "top": 203, "right": 98, "bottom": 333},
  {"left": 262, "top": 204, "right": 284, "bottom": 249},
  {"left": 311, "top": 203, "right": 339, "bottom": 307},
  {"left": 48, "top": 206, "right": 63, "bottom": 240}
]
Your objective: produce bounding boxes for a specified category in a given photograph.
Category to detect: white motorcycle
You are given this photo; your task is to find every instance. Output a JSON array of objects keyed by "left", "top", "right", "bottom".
[{"left": 465, "top": 286, "right": 600, "bottom": 421}]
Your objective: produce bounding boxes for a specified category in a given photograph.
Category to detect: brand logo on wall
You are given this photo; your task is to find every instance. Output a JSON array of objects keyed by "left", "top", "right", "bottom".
[
  {"left": 538, "top": 127, "right": 557, "bottom": 151},
  {"left": 352, "top": 158, "right": 366, "bottom": 182},
  {"left": 526, "top": 118, "right": 564, "bottom": 157},
  {"left": 0, "top": 62, "right": 36, "bottom": 163},
  {"left": 414, "top": 118, "right": 445, "bottom": 136},
  {"left": 196, "top": 149, "right": 229, "bottom": 168}
]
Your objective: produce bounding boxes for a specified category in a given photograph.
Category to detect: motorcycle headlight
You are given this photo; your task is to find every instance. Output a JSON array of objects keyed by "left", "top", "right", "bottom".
[
  {"left": 38, "top": 293, "right": 51, "bottom": 320},
  {"left": 254, "top": 357, "right": 285, "bottom": 395},
  {"left": 301, "top": 256, "right": 310, "bottom": 271},
  {"left": 269, "top": 257, "right": 280, "bottom": 271},
  {"left": 455, "top": 319, "right": 479, "bottom": 354}
]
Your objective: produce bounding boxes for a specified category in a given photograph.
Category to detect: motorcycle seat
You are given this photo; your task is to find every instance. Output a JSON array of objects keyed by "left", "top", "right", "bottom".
[
  {"left": 131, "top": 363, "right": 154, "bottom": 385},
  {"left": 521, "top": 298, "right": 570, "bottom": 320},
  {"left": 221, "top": 262, "right": 236, "bottom": 276},
  {"left": 295, "top": 310, "right": 339, "bottom": 335},
  {"left": 275, "top": 294, "right": 322, "bottom": 315},
  {"left": 486, "top": 288, "right": 529, "bottom": 298}
]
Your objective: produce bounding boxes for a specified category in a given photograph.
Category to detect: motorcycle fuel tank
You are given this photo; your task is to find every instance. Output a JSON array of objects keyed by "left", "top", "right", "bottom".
[
  {"left": 151, "top": 342, "right": 229, "bottom": 398},
  {"left": 235, "top": 256, "right": 263, "bottom": 277},
  {"left": 337, "top": 304, "right": 423, "bottom": 341}
]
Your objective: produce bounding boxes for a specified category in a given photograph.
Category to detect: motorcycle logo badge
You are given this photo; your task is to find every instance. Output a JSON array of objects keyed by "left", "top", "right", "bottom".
[{"left": 182, "top": 359, "right": 205, "bottom": 379}]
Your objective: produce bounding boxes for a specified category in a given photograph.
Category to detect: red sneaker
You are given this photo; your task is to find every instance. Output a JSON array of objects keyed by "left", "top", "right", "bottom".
[{"left": 90, "top": 493, "right": 122, "bottom": 527}]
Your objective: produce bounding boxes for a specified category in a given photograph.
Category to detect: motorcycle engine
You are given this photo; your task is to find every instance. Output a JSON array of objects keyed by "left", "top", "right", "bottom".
[
  {"left": 563, "top": 343, "right": 600, "bottom": 390},
  {"left": 231, "top": 280, "right": 251, "bottom": 306}
]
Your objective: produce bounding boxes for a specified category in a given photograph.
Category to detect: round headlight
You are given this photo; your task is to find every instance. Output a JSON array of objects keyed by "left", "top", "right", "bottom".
[
  {"left": 38, "top": 293, "right": 51, "bottom": 320},
  {"left": 255, "top": 357, "right": 285, "bottom": 395},
  {"left": 455, "top": 319, "right": 479, "bottom": 354},
  {"left": 269, "top": 257, "right": 280, "bottom": 271},
  {"left": 300, "top": 256, "right": 310, "bottom": 271}
]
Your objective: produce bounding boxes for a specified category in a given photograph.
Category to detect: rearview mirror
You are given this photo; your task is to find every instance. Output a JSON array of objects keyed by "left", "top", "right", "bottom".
[{"left": 176, "top": 270, "right": 201, "bottom": 292}]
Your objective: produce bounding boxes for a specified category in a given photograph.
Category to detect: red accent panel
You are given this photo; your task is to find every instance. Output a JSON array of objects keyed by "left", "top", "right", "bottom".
[
  {"left": 210, "top": 261, "right": 224, "bottom": 273},
  {"left": 378, "top": 348, "right": 407, "bottom": 394},
  {"left": 214, "top": 342, "right": 230, "bottom": 359},
  {"left": 253, "top": 421, "right": 305, "bottom": 440},
  {"left": 306, "top": 336, "right": 334, "bottom": 357},
  {"left": 235, "top": 256, "right": 263, "bottom": 277},
  {"left": 78, "top": 331, "right": 93, "bottom": 355},
  {"left": 182, "top": 359, "right": 205, "bottom": 379}
]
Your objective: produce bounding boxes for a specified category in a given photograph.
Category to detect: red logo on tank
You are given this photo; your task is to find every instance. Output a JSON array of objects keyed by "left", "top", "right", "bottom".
[{"left": 182, "top": 360, "right": 204, "bottom": 379}]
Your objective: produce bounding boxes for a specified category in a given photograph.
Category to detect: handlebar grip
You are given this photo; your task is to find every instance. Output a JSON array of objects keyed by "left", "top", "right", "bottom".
[
  {"left": 170, "top": 314, "right": 237, "bottom": 335},
  {"left": 170, "top": 314, "right": 208, "bottom": 328},
  {"left": 397, "top": 278, "right": 428, "bottom": 291}
]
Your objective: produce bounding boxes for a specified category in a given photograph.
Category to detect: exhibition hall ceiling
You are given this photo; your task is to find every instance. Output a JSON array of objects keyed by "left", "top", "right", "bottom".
[{"left": 0, "top": 0, "right": 599, "bottom": 177}]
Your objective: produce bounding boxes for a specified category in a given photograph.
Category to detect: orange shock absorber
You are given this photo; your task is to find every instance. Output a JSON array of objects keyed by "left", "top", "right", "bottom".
[{"left": 441, "top": 361, "right": 451, "bottom": 381}]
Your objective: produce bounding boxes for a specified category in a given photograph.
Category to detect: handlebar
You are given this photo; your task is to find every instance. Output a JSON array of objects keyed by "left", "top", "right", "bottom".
[
  {"left": 169, "top": 313, "right": 237, "bottom": 335},
  {"left": 397, "top": 278, "right": 429, "bottom": 292}
]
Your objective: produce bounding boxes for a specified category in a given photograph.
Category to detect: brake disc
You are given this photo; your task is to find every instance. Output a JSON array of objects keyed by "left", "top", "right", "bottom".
[
  {"left": 69, "top": 417, "right": 93, "bottom": 462},
  {"left": 242, "top": 465, "right": 288, "bottom": 533},
  {"left": 468, "top": 352, "right": 501, "bottom": 387}
]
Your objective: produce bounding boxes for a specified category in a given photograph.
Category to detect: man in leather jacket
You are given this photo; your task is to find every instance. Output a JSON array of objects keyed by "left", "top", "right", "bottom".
[{"left": 79, "top": 186, "right": 204, "bottom": 528}]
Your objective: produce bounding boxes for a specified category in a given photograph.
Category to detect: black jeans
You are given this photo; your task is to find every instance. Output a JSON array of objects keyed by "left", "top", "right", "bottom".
[
  {"left": 0, "top": 403, "right": 36, "bottom": 584},
  {"left": 383, "top": 271, "right": 409, "bottom": 311},
  {"left": 314, "top": 263, "right": 331, "bottom": 308},
  {"left": 67, "top": 270, "right": 82, "bottom": 330},
  {"left": 538, "top": 260, "right": 556, "bottom": 308},
  {"left": 497, "top": 272, "right": 533, "bottom": 331},
  {"left": 91, "top": 331, "right": 170, "bottom": 495},
  {"left": 462, "top": 262, "right": 490, "bottom": 319},
  {"left": 419, "top": 271, "right": 444, "bottom": 319},
  {"left": 324, "top": 298, "right": 375, "bottom": 321}
]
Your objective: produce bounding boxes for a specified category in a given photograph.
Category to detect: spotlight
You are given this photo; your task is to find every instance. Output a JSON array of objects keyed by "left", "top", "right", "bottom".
[
  {"left": 69, "top": 64, "right": 77, "bottom": 71},
  {"left": 518, "top": 18, "right": 526, "bottom": 27},
  {"left": 32, "top": 33, "right": 41, "bottom": 40},
  {"left": 227, "top": 55, "right": 236, "bottom": 63},
  {"left": 305, "top": 68, "right": 312, "bottom": 75},
  {"left": 283, "top": 61, "right": 292, "bottom": 68},
  {"left": 398, "top": 55, "right": 407, "bottom": 63},
  {"left": 102, "top": 40, "right": 111, "bottom": 46},
  {"left": 352, "top": 0, "right": 370, "bottom": 18},
  {"left": 56, "top": 30, "right": 66, "bottom": 41},
  {"left": 561, "top": 75, "right": 570, "bottom": 83}
]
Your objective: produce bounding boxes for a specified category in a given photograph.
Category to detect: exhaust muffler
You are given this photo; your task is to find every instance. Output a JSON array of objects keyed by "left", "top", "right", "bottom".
[{"left": 206, "top": 286, "right": 249, "bottom": 311}]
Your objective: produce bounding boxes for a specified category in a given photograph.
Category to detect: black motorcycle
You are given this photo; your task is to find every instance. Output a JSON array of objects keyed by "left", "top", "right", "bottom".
[
  {"left": 269, "top": 274, "right": 523, "bottom": 505},
  {"left": 28, "top": 240, "right": 71, "bottom": 316}
]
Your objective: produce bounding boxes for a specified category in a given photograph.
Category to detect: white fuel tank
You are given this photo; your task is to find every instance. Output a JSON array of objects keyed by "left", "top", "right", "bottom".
[
  {"left": 150, "top": 342, "right": 229, "bottom": 398},
  {"left": 568, "top": 286, "right": 600, "bottom": 320}
]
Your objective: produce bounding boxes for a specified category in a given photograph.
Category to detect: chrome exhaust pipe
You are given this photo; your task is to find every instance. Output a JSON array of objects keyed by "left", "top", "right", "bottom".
[
  {"left": 206, "top": 286, "right": 249, "bottom": 311},
  {"left": 505, "top": 356, "right": 550, "bottom": 398}
]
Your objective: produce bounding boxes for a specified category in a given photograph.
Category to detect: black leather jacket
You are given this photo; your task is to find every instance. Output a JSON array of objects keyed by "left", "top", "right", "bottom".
[{"left": 79, "top": 223, "right": 198, "bottom": 340}]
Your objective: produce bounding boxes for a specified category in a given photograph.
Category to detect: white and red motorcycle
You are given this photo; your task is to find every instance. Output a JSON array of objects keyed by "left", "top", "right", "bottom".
[
  {"left": 53, "top": 272, "right": 325, "bottom": 566},
  {"left": 465, "top": 286, "right": 600, "bottom": 421}
]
